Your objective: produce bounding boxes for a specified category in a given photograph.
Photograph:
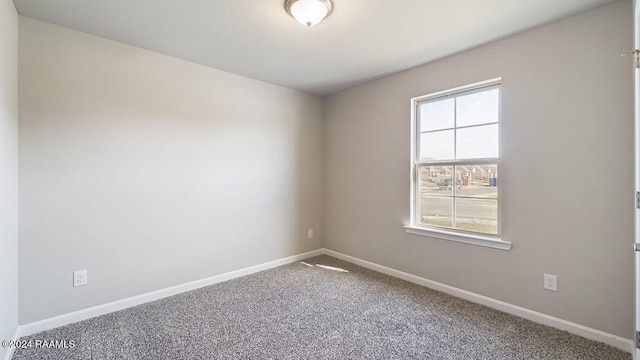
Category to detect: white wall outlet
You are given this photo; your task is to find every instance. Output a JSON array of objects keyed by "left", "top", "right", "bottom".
[
  {"left": 308, "top": 229, "right": 314, "bottom": 239},
  {"left": 544, "top": 273, "right": 557, "bottom": 292},
  {"left": 73, "top": 270, "right": 88, "bottom": 287}
]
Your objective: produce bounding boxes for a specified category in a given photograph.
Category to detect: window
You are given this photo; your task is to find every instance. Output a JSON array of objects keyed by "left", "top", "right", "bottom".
[{"left": 408, "top": 79, "right": 506, "bottom": 247}]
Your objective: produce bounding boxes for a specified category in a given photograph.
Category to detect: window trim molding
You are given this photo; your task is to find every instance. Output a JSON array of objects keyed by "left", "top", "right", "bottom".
[
  {"left": 409, "top": 78, "right": 508, "bottom": 249},
  {"left": 403, "top": 225, "right": 512, "bottom": 251},
  {"left": 411, "top": 78, "right": 502, "bottom": 104}
]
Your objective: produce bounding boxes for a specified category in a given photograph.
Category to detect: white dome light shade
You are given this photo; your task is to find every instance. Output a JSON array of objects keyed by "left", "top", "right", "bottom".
[{"left": 285, "top": 0, "right": 333, "bottom": 27}]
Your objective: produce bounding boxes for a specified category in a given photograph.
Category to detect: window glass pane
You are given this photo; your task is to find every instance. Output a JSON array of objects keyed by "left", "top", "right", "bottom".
[
  {"left": 456, "top": 124, "right": 498, "bottom": 159},
  {"left": 454, "top": 198, "right": 498, "bottom": 235},
  {"left": 414, "top": 83, "right": 501, "bottom": 236},
  {"left": 455, "top": 164, "right": 498, "bottom": 198},
  {"left": 419, "top": 98, "right": 454, "bottom": 131},
  {"left": 419, "top": 166, "right": 453, "bottom": 196},
  {"left": 456, "top": 87, "right": 499, "bottom": 127},
  {"left": 419, "top": 196, "right": 453, "bottom": 228},
  {"left": 420, "top": 130, "right": 454, "bottom": 160}
]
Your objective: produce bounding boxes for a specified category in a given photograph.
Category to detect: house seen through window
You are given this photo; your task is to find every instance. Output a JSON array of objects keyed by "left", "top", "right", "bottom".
[{"left": 412, "top": 79, "right": 500, "bottom": 236}]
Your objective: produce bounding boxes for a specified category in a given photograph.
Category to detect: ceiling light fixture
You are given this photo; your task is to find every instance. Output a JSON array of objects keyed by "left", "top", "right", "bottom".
[{"left": 285, "top": 0, "right": 333, "bottom": 28}]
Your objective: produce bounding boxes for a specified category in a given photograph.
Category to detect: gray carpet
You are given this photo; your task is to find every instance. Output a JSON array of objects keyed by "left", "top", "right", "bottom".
[{"left": 12, "top": 255, "right": 630, "bottom": 360}]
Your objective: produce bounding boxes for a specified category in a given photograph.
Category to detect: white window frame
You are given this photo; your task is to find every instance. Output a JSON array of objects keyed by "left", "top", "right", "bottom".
[{"left": 404, "top": 78, "right": 511, "bottom": 251}]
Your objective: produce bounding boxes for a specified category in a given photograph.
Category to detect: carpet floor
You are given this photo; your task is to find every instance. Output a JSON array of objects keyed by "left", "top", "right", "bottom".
[{"left": 12, "top": 255, "right": 630, "bottom": 360}]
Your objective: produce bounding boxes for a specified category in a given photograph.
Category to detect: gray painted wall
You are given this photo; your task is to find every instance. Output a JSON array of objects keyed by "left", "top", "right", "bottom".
[
  {"left": 323, "top": 0, "right": 634, "bottom": 338},
  {"left": 0, "top": 0, "right": 19, "bottom": 358},
  {"left": 18, "top": 17, "right": 324, "bottom": 324}
]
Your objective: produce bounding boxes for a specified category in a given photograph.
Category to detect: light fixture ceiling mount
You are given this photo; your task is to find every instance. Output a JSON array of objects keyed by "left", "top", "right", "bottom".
[{"left": 285, "top": 0, "right": 333, "bottom": 28}]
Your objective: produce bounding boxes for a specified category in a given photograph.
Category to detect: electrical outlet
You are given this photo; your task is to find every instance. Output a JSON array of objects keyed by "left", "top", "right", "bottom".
[
  {"left": 544, "top": 273, "right": 557, "bottom": 292},
  {"left": 74, "top": 270, "right": 87, "bottom": 287},
  {"left": 308, "top": 229, "right": 314, "bottom": 239}
]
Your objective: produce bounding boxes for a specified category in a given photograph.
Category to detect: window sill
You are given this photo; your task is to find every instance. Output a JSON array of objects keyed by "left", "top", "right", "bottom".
[{"left": 403, "top": 225, "right": 512, "bottom": 251}]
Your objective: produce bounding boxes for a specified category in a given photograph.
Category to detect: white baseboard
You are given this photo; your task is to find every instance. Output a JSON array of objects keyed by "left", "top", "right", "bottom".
[
  {"left": 14, "top": 247, "right": 634, "bottom": 356},
  {"left": 18, "top": 249, "right": 324, "bottom": 339},
  {"left": 322, "top": 248, "right": 634, "bottom": 354}
]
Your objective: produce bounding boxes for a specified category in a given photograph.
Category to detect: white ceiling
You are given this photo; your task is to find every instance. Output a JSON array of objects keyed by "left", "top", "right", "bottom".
[{"left": 13, "top": 0, "right": 617, "bottom": 96}]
